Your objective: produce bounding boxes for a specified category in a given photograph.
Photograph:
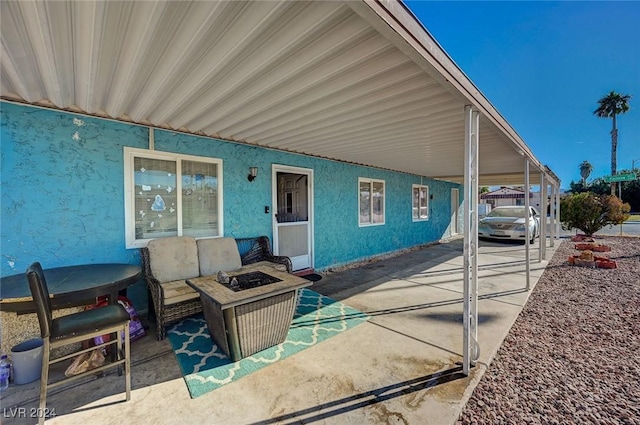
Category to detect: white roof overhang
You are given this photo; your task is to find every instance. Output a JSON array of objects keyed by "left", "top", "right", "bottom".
[{"left": 0, "top": 0, "right": 559, "bottom": 187}]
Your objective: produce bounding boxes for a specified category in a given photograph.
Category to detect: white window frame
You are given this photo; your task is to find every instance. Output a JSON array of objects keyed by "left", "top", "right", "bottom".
[
  {"left": 124, "top": 147, "right": 223, "bottom": 248},
  {"left": 358, "top": 177, "right": 385, "bottom": 227},
  {"left": 412, "top": 184, "right": 430, "bottom": 221}
]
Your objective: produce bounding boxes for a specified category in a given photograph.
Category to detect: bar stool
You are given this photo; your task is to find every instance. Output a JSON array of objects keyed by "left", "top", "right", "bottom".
[{"left": 26, "top": 262, "right": 131, "bottom": 425}]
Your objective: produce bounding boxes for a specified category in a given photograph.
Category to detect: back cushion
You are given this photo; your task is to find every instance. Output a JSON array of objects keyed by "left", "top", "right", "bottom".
[
  {"left": 197, "top": 237, "right": 242, "bottom": 276},
  {"left": 147, "top": 236, "right": 200, "bottom": 282}
]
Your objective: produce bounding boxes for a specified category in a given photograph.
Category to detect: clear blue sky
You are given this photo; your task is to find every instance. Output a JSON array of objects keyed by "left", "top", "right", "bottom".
[{"left": 405, "top": 1, "right": 640, "bottom": 190}]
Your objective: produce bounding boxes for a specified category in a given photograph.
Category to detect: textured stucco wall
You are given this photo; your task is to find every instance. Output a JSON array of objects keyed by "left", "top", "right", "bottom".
[
  {"left": 1, "top": 103, "right": 150, "bottom": 314},
  {"left": 147, "top": 128, "right": 463, "bottom": 270},
  {"left": 1, "top": 104, "right": 147, "bottom": 272},
  {"left": 1, "top": 102, "right": 462, "bottom": 311}
]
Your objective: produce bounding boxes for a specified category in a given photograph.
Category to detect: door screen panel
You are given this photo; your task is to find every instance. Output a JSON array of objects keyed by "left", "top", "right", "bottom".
[{"left": 277, "top": 224, "right": 308, "bottom": 257}]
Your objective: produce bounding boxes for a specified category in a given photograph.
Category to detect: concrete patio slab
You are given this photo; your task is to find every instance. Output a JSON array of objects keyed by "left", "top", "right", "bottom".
[{"left": 0, "top": 237, "right": 558, "bottom": 425}]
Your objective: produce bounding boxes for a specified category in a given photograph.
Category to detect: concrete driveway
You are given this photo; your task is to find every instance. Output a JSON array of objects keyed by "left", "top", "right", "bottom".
[{"left": 2, "top": 238, "right": 556, "bottom": 425}]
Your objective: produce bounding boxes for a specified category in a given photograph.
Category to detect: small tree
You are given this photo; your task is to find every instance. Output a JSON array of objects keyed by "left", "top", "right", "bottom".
[
  {"left": 568, "top": 177, "right": 612, "bottom": 195},
  {"left": 560, "top": 192, "right": 631, "bottom": 236}
]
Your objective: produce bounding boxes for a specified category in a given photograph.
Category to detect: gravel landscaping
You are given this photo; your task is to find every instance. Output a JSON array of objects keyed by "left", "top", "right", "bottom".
[{"left": 458, "top": 236, "right": 640, "bottom": 425}]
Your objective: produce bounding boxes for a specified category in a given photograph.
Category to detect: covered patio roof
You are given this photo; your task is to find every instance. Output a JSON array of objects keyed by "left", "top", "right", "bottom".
[{"left": 0, "top": 0, "right": 558, "bottom": 187}]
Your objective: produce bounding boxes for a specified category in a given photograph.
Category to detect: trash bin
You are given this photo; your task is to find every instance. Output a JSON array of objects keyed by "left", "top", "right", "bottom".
[{"left": 11, "top": 338, "right": 43, "bottom": 385}]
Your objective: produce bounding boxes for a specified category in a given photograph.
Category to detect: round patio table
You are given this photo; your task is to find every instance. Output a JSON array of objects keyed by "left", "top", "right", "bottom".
[{"left": 0, "top": 263, "right": 142, "bottom": 314}]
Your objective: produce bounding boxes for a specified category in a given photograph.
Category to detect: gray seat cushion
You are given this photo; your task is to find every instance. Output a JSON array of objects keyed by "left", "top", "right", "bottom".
[
  {"left": 197, "top": 237, "right": 242, "bottom": 276},
  {"left": 147, "top": 236, "right": 200, "bottom": 282}
]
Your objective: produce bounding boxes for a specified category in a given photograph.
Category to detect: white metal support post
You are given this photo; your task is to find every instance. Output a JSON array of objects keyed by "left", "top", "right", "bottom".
[
  {"left": 463, "top": 105, "right": 479, "bottom": 376},
  {"left": 543, "top": 181, "right": 548, "bottom": 258},
  {"left": 556, "top": 187, "right": 561, "bottom": 240},
  {"left": 524, "top": 159, "right": 531, "bottom": 290},
  {"left": 540, "top": 174, "right": 547, "bottom": 261},
  {"left": 538, "top": 174, "right": 543, "bottom": 263},
  {"left": 549, "top": 184, "right": 555, "bottom": 247}
]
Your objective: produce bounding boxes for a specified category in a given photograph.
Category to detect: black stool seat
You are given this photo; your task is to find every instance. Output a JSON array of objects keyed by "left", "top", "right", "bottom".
[{"left": 51, "top": 305, "right": 131, "bottom": 341}]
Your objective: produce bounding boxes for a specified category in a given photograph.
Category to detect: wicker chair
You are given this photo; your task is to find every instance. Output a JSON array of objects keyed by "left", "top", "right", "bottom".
[
  {"left": 140, "top": 237, "right": 202, "bottom": 340},
  {"left": 235, "top": 236, "right": 293, "bottom": 273},
  {"left": 141, "top": 235, "right": 292, "bottom": 340}
]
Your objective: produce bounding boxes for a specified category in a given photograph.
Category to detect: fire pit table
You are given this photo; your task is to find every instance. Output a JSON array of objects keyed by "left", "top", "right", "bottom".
[{"left": 186, "top": 265, "right": 312, "bottom": 361}]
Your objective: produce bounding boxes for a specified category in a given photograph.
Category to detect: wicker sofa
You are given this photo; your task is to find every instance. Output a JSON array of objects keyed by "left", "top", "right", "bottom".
[{"left": 140, "top": 236, "right": 292, "bottom": 340}]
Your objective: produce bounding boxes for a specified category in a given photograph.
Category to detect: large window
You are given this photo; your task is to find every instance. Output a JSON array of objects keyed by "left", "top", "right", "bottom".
[
  {"left": 412, "top": 184, "right": 429, "bottom": 221},
  {"left": 124, "top": 148, "right": 223, "bottom": 248},
  {"left": 359, "top": 178, "right": 385, "bottom": 226}
]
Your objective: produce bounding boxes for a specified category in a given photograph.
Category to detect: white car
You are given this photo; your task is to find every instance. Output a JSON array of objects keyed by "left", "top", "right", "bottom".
[{"left": 478, "top": 206, "right": 540, "bottom": 243}]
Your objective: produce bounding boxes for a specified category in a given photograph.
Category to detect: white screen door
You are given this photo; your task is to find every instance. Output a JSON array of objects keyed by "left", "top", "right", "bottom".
[{"left": 272, "top": 165, "right": 313, "bottom": 271}]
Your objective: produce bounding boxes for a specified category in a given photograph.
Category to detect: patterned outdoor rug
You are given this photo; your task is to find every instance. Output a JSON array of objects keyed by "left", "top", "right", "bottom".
[{"left": 167, "top": 288, "right": 369, "bottom": 398}]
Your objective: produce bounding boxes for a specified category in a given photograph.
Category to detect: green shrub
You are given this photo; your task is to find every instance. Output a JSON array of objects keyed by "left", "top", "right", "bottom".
[{"left": 560, "top": 192, "right": 631, "bottom": 236}]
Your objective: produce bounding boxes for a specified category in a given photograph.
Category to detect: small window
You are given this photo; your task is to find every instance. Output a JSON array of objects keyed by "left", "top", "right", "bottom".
[
  {"left": 412, "top": 185, "right": 429, "bottom": 221},
  {"left": 359, "top": 178, "right": 385, "bottom": 226},
  {"left": 124, "top": 148, "right": 223, "bottom": 248}
]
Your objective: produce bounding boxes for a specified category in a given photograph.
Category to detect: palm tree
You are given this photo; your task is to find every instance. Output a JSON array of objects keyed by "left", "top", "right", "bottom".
[
  {"left": 594, "top": 91, "right": 632, "bottom": 194},
  {"left": 579, "top": 160, "right": 593, "bottom": 186}
]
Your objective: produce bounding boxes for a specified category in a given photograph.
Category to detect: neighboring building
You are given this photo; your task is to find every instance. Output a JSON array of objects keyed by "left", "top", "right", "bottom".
[
  {"left": 481, "top": 187, "right": 561, "bottom": 215},
  {"left": 481, "top": 187, "right": 532, "bottom": 208}
]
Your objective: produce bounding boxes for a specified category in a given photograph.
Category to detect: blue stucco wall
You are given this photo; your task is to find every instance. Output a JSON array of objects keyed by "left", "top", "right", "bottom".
[
  {"left": 1, "top": 102, "right": 462, "bottom": 310},
  {"left": 1, "top": 103, "right": 150, "bottom": 310}
]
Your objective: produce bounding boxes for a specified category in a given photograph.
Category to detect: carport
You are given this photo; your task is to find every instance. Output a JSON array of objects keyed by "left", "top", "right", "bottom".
[{"left": 0, "top": 0, "right": 560, "bottom": 375}]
